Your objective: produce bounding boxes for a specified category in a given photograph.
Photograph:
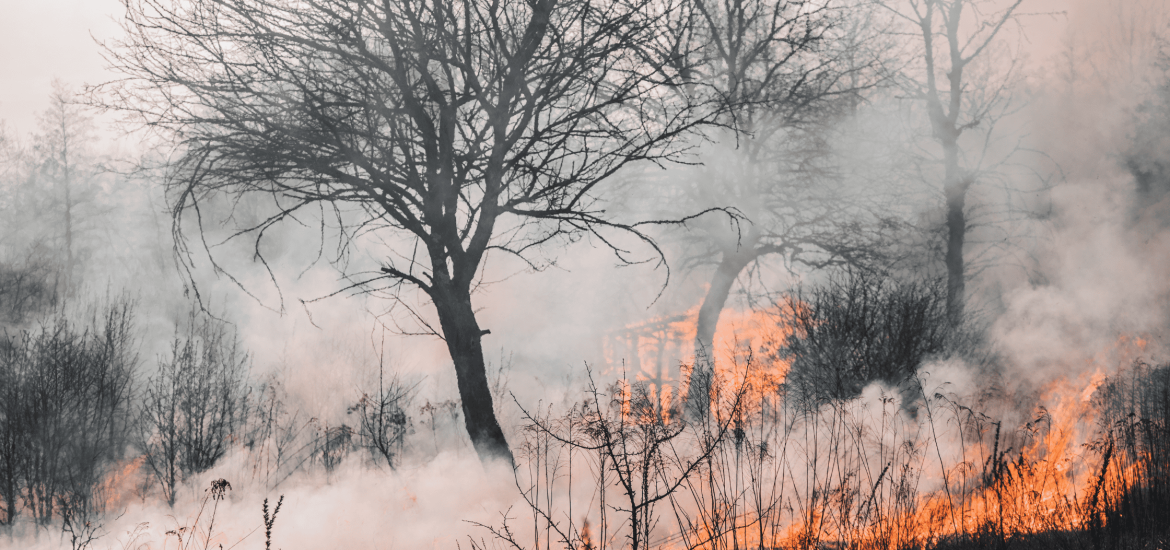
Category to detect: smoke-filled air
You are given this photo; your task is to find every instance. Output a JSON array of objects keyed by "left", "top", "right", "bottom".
[{"left": 3, "top": 0, "right": 1170, "bottom": 548}]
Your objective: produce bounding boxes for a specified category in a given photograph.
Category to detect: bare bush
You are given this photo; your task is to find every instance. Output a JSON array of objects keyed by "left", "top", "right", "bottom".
[
  {"left": 138, "top": 309, "right": 250, "bottom": 506},
  {"left": 349, "top": 366, "right": 414, "bottom": 470},
  {"left": 242, "top": 376, "right": 318, "bottom": 490},
  {"left": 781, "top": 272, "right": 951, "bottom": 406},
  {"left": 0, "top": 299, "right": 137, "bottom": 536},
  {"left": 472, "top": 368, "right": 740, "bottom": 550},
  {"left": 311, "top": 421, "right": 354, "bottom": 476}
]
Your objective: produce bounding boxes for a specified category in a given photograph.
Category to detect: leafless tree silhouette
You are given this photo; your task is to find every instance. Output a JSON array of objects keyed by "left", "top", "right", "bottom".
[{"left": 102, "top": 0, "right": 716, "bottom": 464}]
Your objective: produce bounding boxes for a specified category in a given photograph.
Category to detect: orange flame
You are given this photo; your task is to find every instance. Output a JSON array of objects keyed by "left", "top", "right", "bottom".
[
  {"left": 605, "top": 306, "right": 1160, "bottom": 548},
  {"left": 604, "top": 304, "right": 796, "bottom": 415}
]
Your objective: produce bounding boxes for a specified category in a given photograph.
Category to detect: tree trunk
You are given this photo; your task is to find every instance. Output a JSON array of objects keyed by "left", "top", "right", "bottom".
[
  {"left": 430, "top": 280, "right": 514, "bottom": 466},
  {"left": 0, "top": 442, "right": 16, "bottom": 526},
  {"left": 686, "top": 245, "right": 757, "bottom": 419},
  {"left": 58, "top": 114, "right": 74, "bottom": 295},
  {"left": 942, "top": 142, "right": 967, "bottom": 326}
]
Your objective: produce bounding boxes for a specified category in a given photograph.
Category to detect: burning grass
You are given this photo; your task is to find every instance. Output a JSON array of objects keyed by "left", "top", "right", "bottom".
[
  {"left": 491, "top": 345, "right": 1170, "bottom": 550},
  {"left": 484, "top": 275, "right": 1170, "bottom": 550},
  {"left": 3, "top": 286, "right": 1169, "bottom": 549}
]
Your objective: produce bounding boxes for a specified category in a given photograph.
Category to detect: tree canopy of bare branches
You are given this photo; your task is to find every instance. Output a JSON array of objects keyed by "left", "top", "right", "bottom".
[{"left": 101, "top": 0, "right": 711, "bottom": 464}]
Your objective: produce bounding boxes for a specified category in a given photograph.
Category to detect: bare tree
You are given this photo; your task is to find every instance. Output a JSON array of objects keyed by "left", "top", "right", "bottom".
[
  {"left": 0, "top": 82, "right": 108, "bottom": 317},
  {"left": 878, "top": 0, "right": 1026, "bottom": 324},
  {"left": 0, "top": 334, "right": 25, "bottom": 529},
  {"left": 635, "top": 0, "right": 892, "bottom": 414},
  {"left": 0, "top": 118, "right": 61, "bottom": 327},
  {"left": 102, "top": 0, "right": 711, "bottom": 465},
  {"left": 35, "top": 81, "right": 102, "bottom": 295},
  {"left": 1124, "top": 39, "right": 1170, "bottom": 218}
]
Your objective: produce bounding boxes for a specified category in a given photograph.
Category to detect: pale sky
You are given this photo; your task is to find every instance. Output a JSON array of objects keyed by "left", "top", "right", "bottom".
[
  {"left": 0, "top": 0, "right": 122, "bottom": 135},
  {"left": 0, "top": 0, "right": 1147, "bottom": 138}
]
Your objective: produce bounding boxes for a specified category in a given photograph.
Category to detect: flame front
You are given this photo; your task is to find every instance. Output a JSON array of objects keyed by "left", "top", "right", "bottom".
[{"left": 593, "top": 311, "right": 1163, "bottom": 549}]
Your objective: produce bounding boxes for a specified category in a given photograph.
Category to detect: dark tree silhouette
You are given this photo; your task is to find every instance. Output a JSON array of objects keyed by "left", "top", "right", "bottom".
[
  {"left": 879, "top": 0, "right": 1025, "bottom": 325},
  {"left": 103, "top": 0, "right": 707, "bottom": 464}
]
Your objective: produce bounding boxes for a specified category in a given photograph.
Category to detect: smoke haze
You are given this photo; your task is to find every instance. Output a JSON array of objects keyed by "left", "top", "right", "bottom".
[{"left": 3, "top": 0, "right": 1170, "bottom": 548}]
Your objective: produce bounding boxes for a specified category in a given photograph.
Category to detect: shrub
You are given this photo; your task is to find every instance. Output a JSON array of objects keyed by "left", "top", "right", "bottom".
[
  {"left": 349, "top": 366, "right": 414, "bottom": 469},
  {"left": 138, "top": 309, "right": 250, "bottom": 506},
  {"left": 473, "top": 367, "right": 743, "bottom": 550},
  {"left": 313, "top": 422, "right": 353, "bottom": 474},
  {"left": 781, "top": 272, "right": 951, "bottom": 406},
  {"left": 0, "top": 299, "right": 137, "bottom": 531}
]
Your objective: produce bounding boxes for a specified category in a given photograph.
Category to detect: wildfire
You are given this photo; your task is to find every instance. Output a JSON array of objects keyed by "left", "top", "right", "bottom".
[
  {"left": 876, "top": 334, "right": 1158, "bottom": 545},
  {"left": 100, "top": 455, "right": 146, "bottom": 512},
  {"left": 604, "top": 303, "right": 797, "bottom": 417},
  {"left": 602, "top": 306, "right": 1163, "bottom": 549}
]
